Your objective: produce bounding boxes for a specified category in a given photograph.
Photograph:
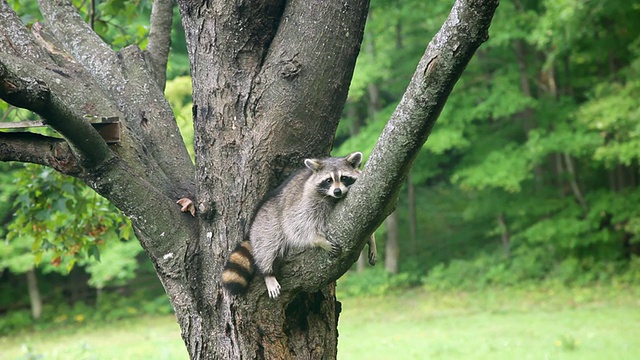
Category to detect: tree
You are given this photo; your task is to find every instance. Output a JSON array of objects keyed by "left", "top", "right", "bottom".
[{"left": 0, "top": 0, "right": 498, "bottom": 358}]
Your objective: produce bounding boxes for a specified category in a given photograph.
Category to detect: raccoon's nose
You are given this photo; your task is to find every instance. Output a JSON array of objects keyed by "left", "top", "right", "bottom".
[{"left": 333, "top": 188, "right": 343, "bottom": 197}]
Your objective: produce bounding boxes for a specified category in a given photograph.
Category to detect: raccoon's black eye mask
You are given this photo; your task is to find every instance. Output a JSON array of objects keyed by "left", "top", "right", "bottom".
[{"left": 341, "top": 176, "right": 356, "bottom": 186}]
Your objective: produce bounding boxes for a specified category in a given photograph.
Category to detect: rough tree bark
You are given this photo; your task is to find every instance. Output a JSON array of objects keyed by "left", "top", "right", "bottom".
[{"left": 0, "top": 0, "right": 499, "bottom": 358}]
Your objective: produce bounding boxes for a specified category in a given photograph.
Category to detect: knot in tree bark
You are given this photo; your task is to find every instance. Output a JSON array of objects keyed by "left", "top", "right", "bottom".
[{"left": 279, "top": 59, "right": 301, "bottom": 79}]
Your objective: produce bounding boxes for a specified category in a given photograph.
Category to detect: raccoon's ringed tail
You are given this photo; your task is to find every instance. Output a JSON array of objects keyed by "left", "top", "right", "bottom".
[{"left": 222, "top": 241, "right": 255, "bottom": 295}]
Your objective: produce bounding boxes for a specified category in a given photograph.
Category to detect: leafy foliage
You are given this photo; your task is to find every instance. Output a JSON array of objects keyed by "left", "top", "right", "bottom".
[
  {"left": 337, "top": 267, "right": 421, "bottom": 298},
  {"left": 0, "top": 163, "right": 140, "bottom": 291}
]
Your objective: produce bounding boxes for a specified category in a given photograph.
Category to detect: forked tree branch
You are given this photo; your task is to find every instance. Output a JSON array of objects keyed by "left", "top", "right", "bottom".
[
  {"left": 0, "top": 55, "right": 114, "bottom": 167},
  {"left": 36, "top": 0, "right": 194, "bottom": 195},
  {"left": 1, "top": 0, "right": 198, "bottom": 256},
  {"left": 1, "top": 1, "right": 118, "bottom": 169}
]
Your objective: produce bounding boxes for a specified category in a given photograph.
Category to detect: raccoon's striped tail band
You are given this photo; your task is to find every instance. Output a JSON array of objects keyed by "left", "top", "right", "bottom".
[{"left": 222, "top": 241, "right": 255, "bottom": 295}]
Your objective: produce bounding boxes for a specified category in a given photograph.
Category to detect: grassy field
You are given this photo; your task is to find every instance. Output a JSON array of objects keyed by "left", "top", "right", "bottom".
[
  {"left": 337, "top": 286, "right": 640, "bottom": 359},
  {"left": 2, "top": 286, "right": 639, "bottom": 359},
  {"left": 0, "top": 315, "right": 188, "bottom": 360}
]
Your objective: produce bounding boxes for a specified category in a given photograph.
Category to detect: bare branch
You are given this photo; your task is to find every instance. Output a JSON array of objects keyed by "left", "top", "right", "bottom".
[
  {"left": 0, "top": 131, "right": 81, "bottom": 174},
  {"left": 333, "top": 0, "right": 499, "bottom": 253},
  {"left": 147, "top": 0, "right": 173, "bottom": 90}
]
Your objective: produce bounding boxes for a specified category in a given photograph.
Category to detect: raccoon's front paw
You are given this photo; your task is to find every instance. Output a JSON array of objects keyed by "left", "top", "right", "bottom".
[{"left": 329, "top": 241, "right": 342, "bottom": 257}]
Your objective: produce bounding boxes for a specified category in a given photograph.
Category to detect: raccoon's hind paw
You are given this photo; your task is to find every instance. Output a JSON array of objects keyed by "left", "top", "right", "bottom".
[
  {"left": 264, "top": 276, "right": 281, "bottom": 299},
  {"left": 368, "top": 248, "right": 377, "bottom": 266},
  {"left": 367, "top": 233, "right": 377, "bottom": 266}
]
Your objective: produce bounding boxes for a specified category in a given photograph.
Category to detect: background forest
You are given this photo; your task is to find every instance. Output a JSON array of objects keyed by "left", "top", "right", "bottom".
[{"left": 1, "top": 0, "right": 640, "bottom": 351}]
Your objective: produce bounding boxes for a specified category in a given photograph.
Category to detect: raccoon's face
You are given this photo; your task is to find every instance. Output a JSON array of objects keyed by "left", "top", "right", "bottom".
[{"left": 304, "top": 152, "right": 363, "bottom": 199}]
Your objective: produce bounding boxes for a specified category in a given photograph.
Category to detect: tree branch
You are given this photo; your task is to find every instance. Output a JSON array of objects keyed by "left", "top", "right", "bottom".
[
  {"left": 0, "top": 54, "right": 116, "bottom": 167},
  {"left": 2, "top": 0, "right": 194, "bottom": 210},
  {"left": 31, "top": 22, "right": 75, "bottom": 65},
  {"left": 0, "top": 0, "right": 199, "bottom": 332},
  {"left": 0, "top": 0, "right": 51, "bottom": 60},
  {"left": 147, "top": 0, "right": 173, "bottom": 90},
  {"left": 37, "top": 0, "right": 194, "bottom": 197},
  {"left": 337, "top": 0, "right": 499, "bottom": 254},
  {"left": 37, "top": 0, "right": 117, "bottom": 76},
  {"left": 0, "top": 132, "right": 80, "bottom": 174},
  {"left": 249, "top": 0, "right": 369, "bottom": 163},
  {"left": 117, "top": 46, "right": 196, "bottom": 196}
]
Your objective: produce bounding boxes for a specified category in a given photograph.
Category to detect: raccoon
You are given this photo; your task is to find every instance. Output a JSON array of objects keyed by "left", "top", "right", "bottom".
[{"left": 221, "top": 151, "right": 377, "bottom": 299}]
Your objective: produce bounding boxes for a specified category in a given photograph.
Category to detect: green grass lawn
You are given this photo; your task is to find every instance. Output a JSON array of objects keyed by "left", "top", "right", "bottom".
[
  {"left": 2, "top": 286, "right": 639, "bottom": 359},
  {"left": 337, "top": 286, "right": 640, "bottom": 359},
  {"left": 0, "top": 315, "right": 188, "bottom": 360}
]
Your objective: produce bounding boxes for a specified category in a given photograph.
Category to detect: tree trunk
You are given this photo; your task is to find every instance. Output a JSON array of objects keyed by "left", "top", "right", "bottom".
[
  {"left": 563, "top": 153, "right": 588, "bottom": 214},
  {"left": 497, "top": 212, "right": 510, "bottom": 258},
  {"left": 178, "top": 1, "right": 369, "bottom": 357},
  {"left": 555, "top": 153, "right": 569, "bottom": 196},
  {"left": 407, "top": 174, "right": 418, "bottom": 253},
  {"left": 384, "top": 210, "right": 399, "bottom": 274},
  {"left": 26, "top": 267, "right": 42, "bottom": 320}
]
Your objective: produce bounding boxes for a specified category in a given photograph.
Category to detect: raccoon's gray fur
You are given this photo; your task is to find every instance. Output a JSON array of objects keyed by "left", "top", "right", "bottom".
[{"left": 222, "top": 151, "right": 377, "bottom": 299}]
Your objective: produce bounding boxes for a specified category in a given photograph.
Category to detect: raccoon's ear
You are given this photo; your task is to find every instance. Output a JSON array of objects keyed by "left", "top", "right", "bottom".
[
  {"left": 304, "top": 158, "right": 324, "bottom": 172},
  {"left": 345, "top": 152, "right": 363, "bottom": 168}
]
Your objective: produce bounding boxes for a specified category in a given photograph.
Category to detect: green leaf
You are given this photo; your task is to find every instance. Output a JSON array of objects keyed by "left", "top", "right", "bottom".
[{"left": 89, "top": 245, "right": 101, "bottom": 262}]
